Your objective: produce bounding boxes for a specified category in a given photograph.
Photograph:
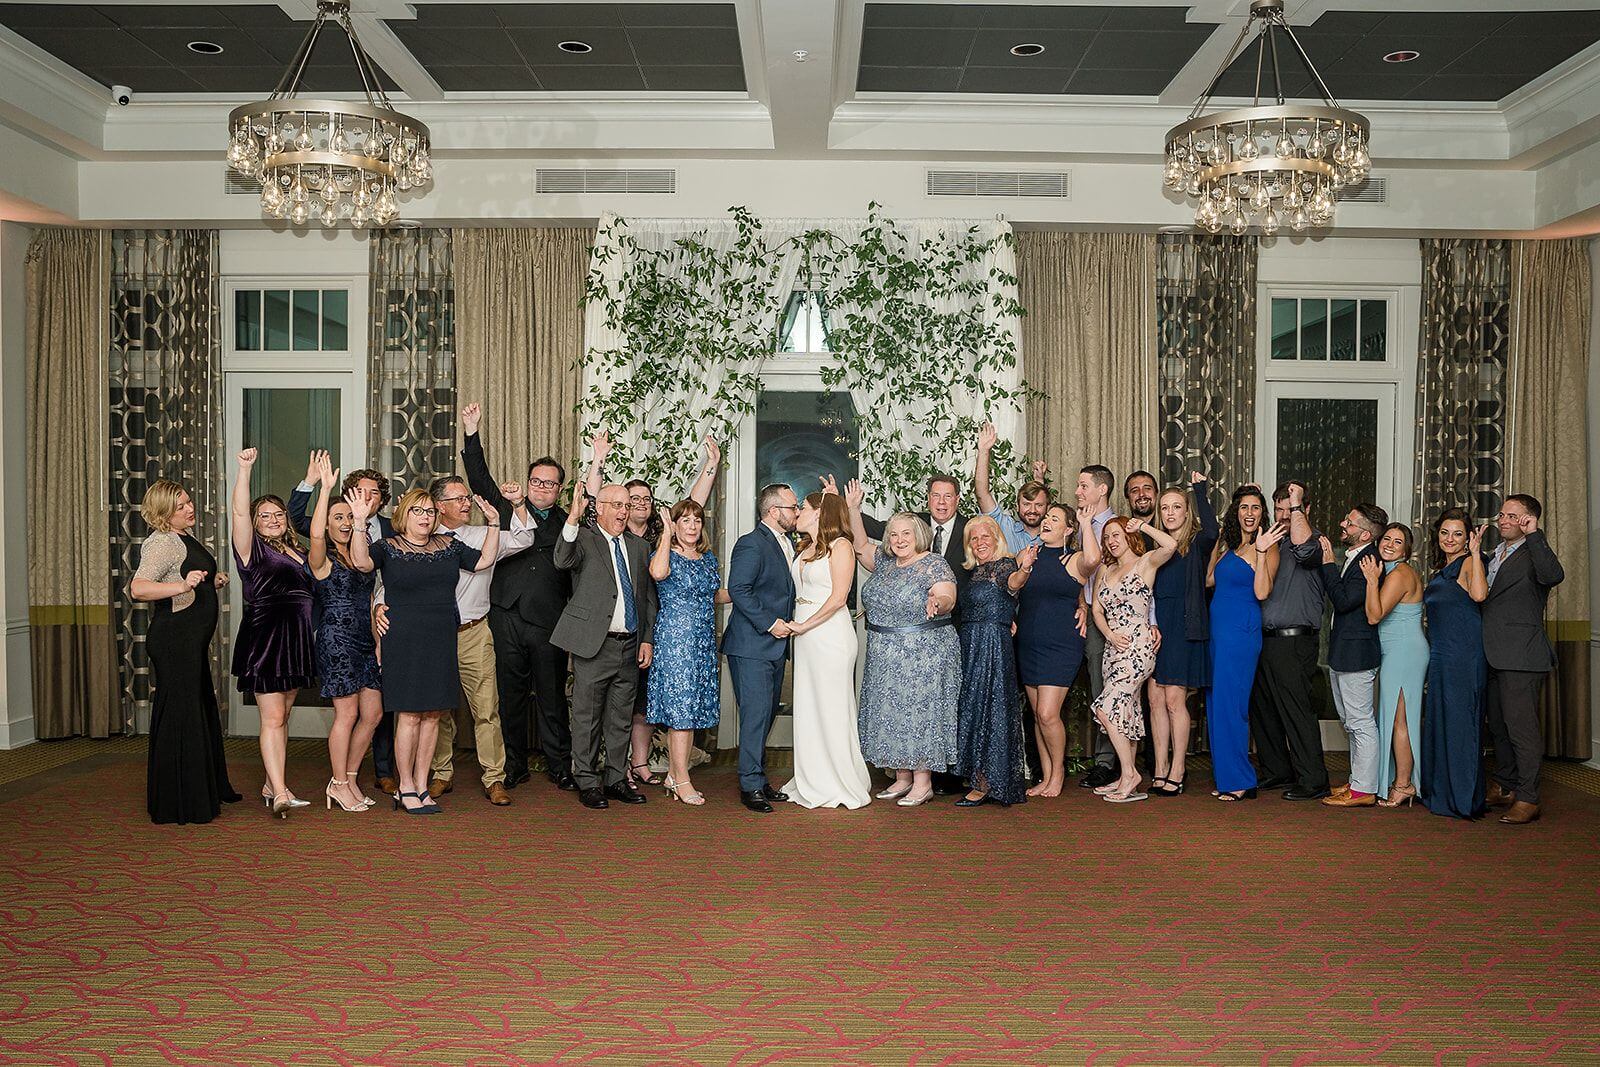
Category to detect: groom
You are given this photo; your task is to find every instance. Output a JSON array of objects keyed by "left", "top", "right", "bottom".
[{"left": 724, "top": 482, "right": 800, "bottom": 814}]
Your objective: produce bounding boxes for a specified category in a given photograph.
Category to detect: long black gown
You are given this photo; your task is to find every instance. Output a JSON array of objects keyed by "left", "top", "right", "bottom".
[{"left": 146, "top": 535, "right": 237, "bottom": 824}]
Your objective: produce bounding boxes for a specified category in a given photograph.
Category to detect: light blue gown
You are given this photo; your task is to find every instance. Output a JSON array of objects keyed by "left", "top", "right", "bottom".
[{"left": 1375, "top": 562, "right": 1429, "bottom": 798}]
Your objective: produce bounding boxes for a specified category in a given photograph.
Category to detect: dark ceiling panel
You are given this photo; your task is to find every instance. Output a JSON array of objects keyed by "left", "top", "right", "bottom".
[
  {"left": 388, "top": 26, "right": 526, "bottom": 66},
  {"left": 431, "top": 65, "right": 543, "bottom": 91},
  {"left": 644, "top": 64, "right": 745, "bottom": 91},
  {"left": 626, "top": 26, "right": 741, "bottom": 66},
  {"left": 858, "top": 3, "right": 1208, "bottom": 96},
  {"left": 528, "top": 63, "right": 647, "bottom": 90}
]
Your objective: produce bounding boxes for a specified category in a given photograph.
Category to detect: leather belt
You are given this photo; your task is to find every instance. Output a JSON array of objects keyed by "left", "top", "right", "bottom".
[
  {"left": 867, "top": 616, "right": 953, "bottom": 635},
  {"left": 458, "top": 616, "right": 487, "bottom": 633},
  {"left": 1264, "top": 626, "right": 1316, "bottom": 638},
  {"left": 606, "top": 630, "right": 637, "bottom": 640}
]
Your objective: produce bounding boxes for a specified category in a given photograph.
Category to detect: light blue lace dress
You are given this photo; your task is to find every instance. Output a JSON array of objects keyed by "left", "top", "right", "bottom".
[
  {"left": 858, "top": 547, "right": 962, "bottom": 771},
  {"left": 645, "top": 551, "right": 722, "bottom": 731}
]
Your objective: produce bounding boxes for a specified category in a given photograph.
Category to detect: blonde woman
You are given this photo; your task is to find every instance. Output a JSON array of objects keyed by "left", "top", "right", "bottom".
[
  {"left": 229, "top": 448, "right": 315, "bottom": 818},
  {"left": 954, "top": 515, "right": 1029, "bottom": 807},
  {"left": 132, "top": 479, "right": 237, "bottom": 824}
]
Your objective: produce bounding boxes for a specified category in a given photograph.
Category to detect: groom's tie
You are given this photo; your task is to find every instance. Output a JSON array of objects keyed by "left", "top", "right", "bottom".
[{"left": 611, "top": 535, "right": 638, "bottom": 632}]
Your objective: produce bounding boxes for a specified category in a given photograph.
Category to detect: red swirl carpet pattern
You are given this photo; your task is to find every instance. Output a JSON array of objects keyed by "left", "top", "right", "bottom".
[{"left": 3, "top": 742, "right": 1600, "bottom": 1064}]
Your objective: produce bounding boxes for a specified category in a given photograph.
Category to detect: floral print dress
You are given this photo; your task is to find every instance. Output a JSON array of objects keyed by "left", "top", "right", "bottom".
[{"left": 1091, "top": 570, "right": 1157, "bottom": 741}]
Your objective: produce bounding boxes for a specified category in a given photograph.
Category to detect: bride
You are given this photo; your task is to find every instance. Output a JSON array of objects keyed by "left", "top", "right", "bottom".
[{"left": 781, "top": 489, "right": 872, "bottom": 809}]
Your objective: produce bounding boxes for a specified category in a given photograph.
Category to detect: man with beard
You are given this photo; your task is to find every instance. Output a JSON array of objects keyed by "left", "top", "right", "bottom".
[
  {"left": 973, "top": 422, "right": 1049, "bottom": 553},
  {"left": 1319, "top": 503, "right": 1386, "bottom": 808}
]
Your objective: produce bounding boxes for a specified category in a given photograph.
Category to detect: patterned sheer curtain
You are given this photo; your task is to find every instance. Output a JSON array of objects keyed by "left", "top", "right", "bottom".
[
  {"left": 108, "top": 230, "right": 226, "bottom": 734},
  {"left": 369, "top": 229, "right": 455, "bottom": 497},
  {"left": 1413, "top": 239, "right": 1509, "bottom": 564},
  {"left": 1156, "top": 234, "right": 1258, "bottom": 508}
]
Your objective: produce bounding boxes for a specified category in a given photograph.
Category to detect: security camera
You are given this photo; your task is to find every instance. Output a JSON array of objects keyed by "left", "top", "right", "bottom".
[{"left": 112, "top": 85, "right": 132, "bottom": 107}]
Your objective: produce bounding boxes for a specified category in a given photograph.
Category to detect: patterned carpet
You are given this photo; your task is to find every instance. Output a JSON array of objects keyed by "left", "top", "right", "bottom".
[{"left": 3, "top": 742, "right": 1600, "bottom": 1064}]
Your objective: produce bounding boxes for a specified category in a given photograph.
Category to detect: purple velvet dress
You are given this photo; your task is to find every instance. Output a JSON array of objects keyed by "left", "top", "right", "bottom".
[{"left": 231, "top": 533, "right": 315, "bottom": 694}]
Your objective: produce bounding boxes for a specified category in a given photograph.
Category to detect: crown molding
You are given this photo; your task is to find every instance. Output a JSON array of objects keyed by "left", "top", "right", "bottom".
[{"left": 0, "top": 26, "right": 108, "bottom": 158}]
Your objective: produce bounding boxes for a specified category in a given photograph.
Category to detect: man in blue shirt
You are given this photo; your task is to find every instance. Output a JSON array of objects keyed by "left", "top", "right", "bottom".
[{"left": 973, "top": 422, "right": 1049, "bottom": 554}]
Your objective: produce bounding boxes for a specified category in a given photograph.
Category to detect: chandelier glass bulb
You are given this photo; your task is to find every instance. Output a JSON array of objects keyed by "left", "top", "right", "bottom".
[
  {"left": 226, "top": 0, "right": 432, "bottom": 229},
  {"left": 1165, "top": 0, "right": 1370, "bottom": 235}
]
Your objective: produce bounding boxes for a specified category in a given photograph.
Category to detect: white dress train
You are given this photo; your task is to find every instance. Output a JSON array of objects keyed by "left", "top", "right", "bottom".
[{"left": 782, "top": 546, "right": 872, "bottom": 809}]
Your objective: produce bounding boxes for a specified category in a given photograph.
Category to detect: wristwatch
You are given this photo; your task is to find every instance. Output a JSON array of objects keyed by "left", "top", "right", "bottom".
[{"left": 1288, "top": 505, "right": 1304, "bottom": 513}]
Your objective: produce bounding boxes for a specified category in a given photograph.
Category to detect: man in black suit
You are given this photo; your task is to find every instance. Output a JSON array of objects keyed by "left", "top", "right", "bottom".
[
  {"left": 1318, "top": 503, "right": 1386, "bottom": 808},
  {"left": 288, "top": 455, "right": 399, "bottom": 791},
  {"left": 552, "top": 482, "right": 659, "bottom": 810},
  {"left": 861, "top": 473, "right": 968, "bottom": 794},
  {"left": 459, "top": 406, "right": 576, "bottom": 791},
  {"left": 1482, "top": 493, "right": 1565, "bottom": 825}
]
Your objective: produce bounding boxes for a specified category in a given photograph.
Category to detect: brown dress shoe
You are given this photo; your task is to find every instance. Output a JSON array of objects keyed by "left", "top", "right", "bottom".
[
  {"left": 376, "top": 776, "right": 399, "bottom": 795},
  {"left": 485, "top": 783, "right": 512, "bottom": 806},
  {"left": 427, "top": 777, "right": 453, "bottom": 798},
  {"left": 1321, "top": 790, "right": 1376, "bottom": 808},
  {"left": 1499, "top": 800, "right": 1540, "bottom": 825},
  {"left": 1486, "top": 782, "right": 1515, "bottom": 809},
  {"left": 1329, "top": 783, "right": 1351, "bottom": 798}
]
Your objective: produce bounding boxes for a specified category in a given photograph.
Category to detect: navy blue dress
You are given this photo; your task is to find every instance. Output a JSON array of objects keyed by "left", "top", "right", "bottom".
[
  {"left": 956, "top": 558, "right": 1026, "bottom": 805},
  {"left": 1016, "top": 545, "right": 1086, "bottom": 687},
  {"left": 646, "top": 551, "right": 721, "bottom": 731},
  {"left": 312, "top": 555, "right": 381, "bottom": 699},
  {"left": 1152, "top": 553, "right": 1210, "bottom": 687},
  {"left": 1421, "top": 557, "right": 1487, "bottom": 819},
  {"left": 368, "top": 535, "right": 481, "bottom": 713}
]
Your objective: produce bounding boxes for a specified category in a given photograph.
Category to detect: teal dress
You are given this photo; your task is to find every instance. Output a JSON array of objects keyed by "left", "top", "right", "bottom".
[{"left": 1376, "top": 562, "right": 1429, "bottom": 798}]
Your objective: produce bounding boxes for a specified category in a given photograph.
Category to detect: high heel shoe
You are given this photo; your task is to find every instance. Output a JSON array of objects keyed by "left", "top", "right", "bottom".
[
  {"left": 1216, "top": 788, "right": 1257, "bottom": 802},
  {"left": 260, "top": 786, "right": 273, "bottom": 809},
  {"left": 346, "top": 772, "right": 376, "bottom": 807},
  {"left": 269, "top": 792, "right": 303, "bottom": 818},
  {"left": 415, "top": 790, "right": 443, "bottom": 814},
  {"left": 325, "top": 778, "right": 369, "bottom": 813},
  {"left": 392, "top": 791, "right": 439, "bottom": 816},
  {"left": 1150, "top": 774, "right": 1187, "bottom": 797},
  {"left": 630, "top": 762, "right": 660, "bottom": 786},
  {"left": 663, "top": 775, "right": 706, "bottom": 806},
  {"left": 1378, "top": 783, "right": 1418, "bottom": 808}
]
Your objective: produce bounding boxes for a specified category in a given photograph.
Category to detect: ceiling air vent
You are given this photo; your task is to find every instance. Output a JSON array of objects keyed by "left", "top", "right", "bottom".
[
  {"left": 1335, "top": 176, "right": 1387, "bottom": 204},
  {"left": 536, "top": 168, "right": 677, "bottom": 194},
  {"left": 926, "top": 169, "right": 1071, "bottom": 198},
  {"left": 224, "top": 171, "right": 260, "bottom": 195}
]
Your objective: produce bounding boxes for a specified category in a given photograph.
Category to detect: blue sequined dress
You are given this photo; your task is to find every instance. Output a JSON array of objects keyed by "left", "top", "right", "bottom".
[{"left": 646, "top": 551, "right": 722, "bottom": 731}]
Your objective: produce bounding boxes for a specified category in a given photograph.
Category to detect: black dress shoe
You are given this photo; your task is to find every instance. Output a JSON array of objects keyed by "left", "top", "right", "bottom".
[
  {"left": 757, "top": 785, "right": 789, "bottom": 802},
  {"left": 505, "top": 767, "right": 531, "bottom": 789},
  {"left": 1283, "top": 786, "right": 1331, "bottom": 801},
  {"left": 549, "top": 771, "right": 578, "bottom": 792},
  {"left": 741, "top": 790, "right": 774, "bottom": 814},
  {"left": 578, "top": 788, "right": 609, "bottom": 810},
  {"left": 605, "top": 781, "right": 648, "bottom": 805},
  {"left": 1079, "top": 764, "right": 1116, "bottom": 789},
  {"left": 1256, "top": 775, "right": 1294, "bottom": 791}
]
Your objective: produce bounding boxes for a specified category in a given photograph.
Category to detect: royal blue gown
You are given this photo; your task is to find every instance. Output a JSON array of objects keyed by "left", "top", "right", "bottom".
[
  {"left": 1206, "top": 551, "right": 1261, "bottom": 794},
  {"left": 1421, "top": 557, "right": 1487, "bottom": 818}
]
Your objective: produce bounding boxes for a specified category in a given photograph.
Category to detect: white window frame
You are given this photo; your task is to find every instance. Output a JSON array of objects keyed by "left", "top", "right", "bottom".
[
  {"left": 1262, "top": 286, "right": 1399, "bottom": 378},
  {"left": 223, "top": 275, "right": 367, "bottom": 376}
]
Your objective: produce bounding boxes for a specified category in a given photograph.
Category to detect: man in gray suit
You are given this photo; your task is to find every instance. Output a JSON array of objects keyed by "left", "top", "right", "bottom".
[
  {"left": 1482, "top": 493, "right": 1565, "bottom": 826},
  {"left": 553, "top": 483, "right": 659, "bottom": 810}
]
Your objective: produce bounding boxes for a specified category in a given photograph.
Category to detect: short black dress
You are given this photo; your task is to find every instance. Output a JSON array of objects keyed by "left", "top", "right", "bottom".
[
  {"left": 1015, "top": 545, "right": 1087, "bottom": 687},
  {"left": 368, "top": 535, "right": 481, "bottom": 713},
  {"left": 140, "top": 533, "right": 237, "bottom": 824},
  {"left": 230, "top": 533, "right": 314, "bottom": 694}
]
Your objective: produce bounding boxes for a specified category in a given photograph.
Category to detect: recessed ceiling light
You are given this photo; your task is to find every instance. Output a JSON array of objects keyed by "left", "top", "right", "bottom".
[
  {"left": 1382, "top": 50, "right": 1420, "bottom": 63},
  {"left": 187, "top": 40, "right": 224, "bottom": 55},
  {"left": 1010, "top": 42, "right": 1045, "bottom": 57},
  {"left": 557, "top": 40, "right": 593, "bottom": 54}
]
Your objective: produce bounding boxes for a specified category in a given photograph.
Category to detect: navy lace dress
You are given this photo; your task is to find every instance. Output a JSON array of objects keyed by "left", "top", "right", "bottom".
[
  {"left": 312, "top": 555, "right": 381, "bottom": 699},
  {"left": 956, "top": 558, "right": 1027, "bottom": 804},
  {"left": 368, "top": 535, "right": 481, "bottom": 713},
  {"left": 646, "top": 551, "right": 722, "bottom": 731}
]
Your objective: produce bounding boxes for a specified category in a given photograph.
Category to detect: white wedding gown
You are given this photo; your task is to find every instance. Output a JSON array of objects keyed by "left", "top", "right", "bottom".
[{"left": 782, "top": 546, "right": 872, "bottom": 809}]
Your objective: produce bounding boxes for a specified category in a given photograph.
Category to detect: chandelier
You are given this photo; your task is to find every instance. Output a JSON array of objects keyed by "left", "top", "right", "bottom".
[
  {"left": 1165, "top": 0, "right": 1370, "bottom": 235},
  {"left": 226, "top": 0, "right": 431, "bottom": 228}
]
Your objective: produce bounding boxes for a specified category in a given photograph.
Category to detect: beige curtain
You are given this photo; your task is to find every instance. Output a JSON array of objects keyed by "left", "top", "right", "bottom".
[
  {"left": 1509, "top": 239, "right": 1592, "bottom": 759},
  {"left": 453, "top": 227, "right": 592, "bottom": 484},
  {"left": 1018, "top": 231, "right": 1159, "bottom": 489},
  {"left": 26, "top": 229, "right": 115, "bottom": 738}
]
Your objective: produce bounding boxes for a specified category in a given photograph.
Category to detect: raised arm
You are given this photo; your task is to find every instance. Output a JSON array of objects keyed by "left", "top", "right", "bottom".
[
  {"left": 1322, "top": 540, "right": 1368, "bottom": 614},
  {"left": 460, "top": 401, "right": 512, "bottom": 529},
  {"left": 308, "top": 453, "right": 337, "bottom": 580},
  {"left": 472, "top": 495, "right": 500, "bottom": 572},
  {"left": 1460, "top": 525, "right": 1489, "bottom": 603},
  {"left": 231, "top": 448, "right": 258, "bottom": 567},
  {"left": 1129, "top": 516, "right": 1177, "bottom": 573},
  {"left": 287, "top": 450, "right": 319, "bottom": 537},
  {"left": 686, "top": 437, "right": 720, "bottom": 507},
  {"left": 1191, "top": 472, "right": 1220, "bottom": 548},
  {"left": 1361, "top": 555, "right": 1410, "bottom": 623},
  {"left": 1284, "top": 481, "right": 1312, "bottom": 548},
  {"left": 844, "top": 478, "right": 879, "bottom": 571},
  {"left": 1521, "top": 526, "right": 1566, "bottom": 588},
  {"left": 649, "top": 505, "right": 674, "bottom": 581},
  {"left": 1008, "top": 543, "right": 1038, "bottom": 592},
  {"left": 583, "top": 429, "right": 610, "bottom": 507},
  {"left": 1066, "top": 505, "right": 1102, "bottom": 581},
  {"left": 974, "top": 422, "right": 1001, "bottom": 516},
  {"left": 555, "top": 494, "right": 588, "bottom": 570},
  {"left": 344, "top": 487, "right": 376, "bottom": 573},
  {"left": 1252, "top": 523, "right": 1285, "bottom": 601}
]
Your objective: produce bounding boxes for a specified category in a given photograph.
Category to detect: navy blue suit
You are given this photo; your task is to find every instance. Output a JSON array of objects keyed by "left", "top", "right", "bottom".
[{"left": 722, "top": 523, "right": 795, "bottom": 792}]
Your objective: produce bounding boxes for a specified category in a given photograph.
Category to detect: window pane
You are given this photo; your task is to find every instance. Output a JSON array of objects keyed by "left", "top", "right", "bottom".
[
  {"left": 1360, "top": 299, "right": 1386, "bottom": 361},
  {"left": 241, "top": 387, "right": 341, "bottom": 499},
  {"left": 755, "top": 390, "right": 858, "bottom": 528},
  {"left": 1276, "top": 397, "right": 1378, "bottom": 515},
  {"left": 321, "top": 289, "right": 348, "bottom": 350},
  {"left": 235, "top": 290, "right": 261, "bottom": 351},
  {"left": 292, "top": 289, "right": 320, "bottom": 351},
  {"left": 1298, "top": 299, "right": 1328, "bottom": 360},
  {"left": 263, "top": 290, "right": 291, "bottom": 350},
  {"left": 1329, "top": 298, "right": 1357, "bottom": 361},
  {"left": 1270, "top": 298, "right": 1298, "bottom": 360}
]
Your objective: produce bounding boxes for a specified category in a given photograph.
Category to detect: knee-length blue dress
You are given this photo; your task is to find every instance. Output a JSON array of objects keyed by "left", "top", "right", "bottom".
[{"left": 646, "top": 551, "right": 721, "bottom": 731}]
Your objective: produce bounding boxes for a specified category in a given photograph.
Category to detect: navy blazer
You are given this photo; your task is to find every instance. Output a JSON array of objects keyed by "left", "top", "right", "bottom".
[
  {"left": 1321, "top": 542, "right": 1381, "bottom": 672},
  {"left": 289, "top": 484, "right": 395, "bottom": 541},
  {"left": 722, "top": 523, "right": 796, "bottom": 661}
]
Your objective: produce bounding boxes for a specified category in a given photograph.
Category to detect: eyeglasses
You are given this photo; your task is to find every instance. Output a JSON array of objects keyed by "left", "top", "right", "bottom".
[
  {"left": 408, "top": 506, "right": 437, "bottom": 517},
  {"left": 597, "top": 500, "right": 629, "bottom": 510},
  {"left": 436, "top": 495, "right": 469, "bottom": 505},
  {"left": 256, "top": 511, "right": 286, "bottom": 521},
  {"left": 528, "top": 478, "right": 561, "bottom": 490},
  {"left": 627, "top": 494, "right": 653, "bottom": 504},
  {"left": 770, "top": 504, "right": 799, "bottom": 512}
]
